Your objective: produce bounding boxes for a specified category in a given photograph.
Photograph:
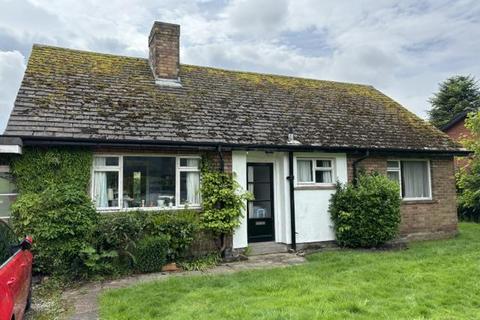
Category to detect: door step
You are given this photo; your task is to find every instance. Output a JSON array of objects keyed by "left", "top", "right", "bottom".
[{"left": 249, "top": 242, "right": 289, "bottom": 255}]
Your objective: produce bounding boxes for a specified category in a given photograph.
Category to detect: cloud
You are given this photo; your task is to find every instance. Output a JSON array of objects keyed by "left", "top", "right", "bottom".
[
  {"left": 0, "top": 0, "right": 480, "bottom": 132},
  {"left": 0, "top": 50, "right": 26, "bottom": 133}
]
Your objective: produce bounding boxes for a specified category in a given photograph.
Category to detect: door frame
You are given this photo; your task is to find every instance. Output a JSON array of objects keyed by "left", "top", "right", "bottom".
[{"left": 246, "top": 162, "right": 275, "bottom": 243}]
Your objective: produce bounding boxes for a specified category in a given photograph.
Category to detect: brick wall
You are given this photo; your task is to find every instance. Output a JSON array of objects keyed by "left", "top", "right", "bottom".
[
  {"left": 148, "top": 22, "right": 180, "bottom": 80},
  {"left": 347, "top": 154, "right": 458, "bottom": 240}
]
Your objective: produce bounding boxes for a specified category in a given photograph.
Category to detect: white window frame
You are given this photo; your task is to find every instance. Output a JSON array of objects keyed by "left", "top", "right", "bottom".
[
  {"left": 0, "top": 165, "right": 17, "bottom": 220},
  {"left": 387, "top": 159, "right": 432, "bottom": 201},
  {"left": 295, "top": 158, "right": 336, "bottom": 186},
  {"left": 91, "top": 154, "right": 201, "bottom": 211}
]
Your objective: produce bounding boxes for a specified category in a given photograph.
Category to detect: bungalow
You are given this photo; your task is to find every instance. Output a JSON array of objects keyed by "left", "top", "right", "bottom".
[{"left": 0, "top": 22, "right": 467, "bottom": 252}]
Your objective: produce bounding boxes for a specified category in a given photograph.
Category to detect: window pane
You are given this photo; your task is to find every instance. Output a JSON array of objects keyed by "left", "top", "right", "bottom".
[
  {"left": 402, "top": 161, "right": 430, "bottom": 198},
  {"left": 93, "top": 171, "right": 119, "bottom": 208},
  {"left": 315, "top": 170, "right": 333, "bottom": 183},
  {"left": 387, "top": 161, "right": 399, "bottom": 169},
  {"left": 297, "top": 160, "right": 312, "bottom": 182},
  {"left": 248, "top": 201, "right": 272, "bottom": 219},
  {"left": 0, "top": 173, "right": 16, "bottom": 194},
  {"left": 0, "top": 195, "right": 16, "bottom": 218},
  {"left": 316, "top": 160, "right": 331, "bottom": 168},
  {"left": 180, "top": 158, "right": 200, "bottom": 168},
  {"left": 123, "top": 157, "right": 176, "bottom": 208},
  {"left": 180, "top": 171, "right": 200, "bottom": 205},
  {"left": 94, "top": 156, "right": 118, "bottom": 166},
  {"left": 387, "top": 171, "right": 400, "bottom": 184}
]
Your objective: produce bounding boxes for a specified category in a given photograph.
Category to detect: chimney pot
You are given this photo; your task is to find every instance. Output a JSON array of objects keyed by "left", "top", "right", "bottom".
[{"left": 148, "top": 21, "right": 181, "bottom": 86}]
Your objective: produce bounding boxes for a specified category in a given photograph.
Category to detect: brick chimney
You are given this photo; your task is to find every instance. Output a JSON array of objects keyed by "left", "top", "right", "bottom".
[{"left": 148, "top": 21, "right": 181, "bottom": 86}]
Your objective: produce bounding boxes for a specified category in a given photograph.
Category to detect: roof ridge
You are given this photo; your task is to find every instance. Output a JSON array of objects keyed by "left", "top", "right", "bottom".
[
  {"left": 32, "top": 43, "right": 373, "bottom": 88},
  {"left": 181, "top": 63, "right": 374, "bottom": 88},
  {"left": 32, "top": 43, "right": 147, "bottom": 61}
]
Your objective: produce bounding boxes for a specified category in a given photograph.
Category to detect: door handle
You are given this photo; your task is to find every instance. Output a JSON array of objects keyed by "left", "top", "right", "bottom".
[{"left": 7, "top": 278, "right": 16, "bottom": 287}]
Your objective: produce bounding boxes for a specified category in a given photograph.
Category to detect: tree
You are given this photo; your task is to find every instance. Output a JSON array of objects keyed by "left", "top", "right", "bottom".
[
  {"left": 457, "top": 111, "right": 480, "bottom": 221},
  {"left": 428, "top": 75, "right": 480, "bottom": 128}
]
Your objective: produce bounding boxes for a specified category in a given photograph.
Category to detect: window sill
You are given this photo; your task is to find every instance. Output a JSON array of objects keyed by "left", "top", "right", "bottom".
[
  {"left": 295, "top": 184, "right": 336, "bottom": 191},
  {"left": 97, "top": 206, "right": 202, "bottom": 213},
  {"left": 402, "top": 199, "right": 437, "bottom": 205}
]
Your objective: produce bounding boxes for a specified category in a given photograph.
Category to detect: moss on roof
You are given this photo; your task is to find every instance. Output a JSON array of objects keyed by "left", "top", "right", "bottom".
[{"left": 5, "top": 44, "right": 461, "bottom": 152}]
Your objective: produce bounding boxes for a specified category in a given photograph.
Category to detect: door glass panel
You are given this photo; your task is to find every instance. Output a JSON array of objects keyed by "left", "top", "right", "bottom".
[
  {"left": 252, "top": 166, "right": 270, "bottom": 182},
  {"left": 248, "top": 201, "right": 271, "bottom": 219},
  {"left": 249, "top": 183, "right": 270, "bottom": 201},
  {"left": 247, "top": 166, "right": 254, "bottom": 183}
]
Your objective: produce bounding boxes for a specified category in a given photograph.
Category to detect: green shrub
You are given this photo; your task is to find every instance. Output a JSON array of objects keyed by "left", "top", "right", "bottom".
[
  {"left": 11, "top": 184, "right": 99, "bottom": 276},
  {"left": 93, "top": 212, "right": 145, "bottom": 271},
  {"left": 134, "top": 235, "right": 169, "bottom": 273},
  {"left": 92, "top": 210, "right": 200, "bottom": 272},
  {"left": 329, "top": 172, "right": 401, "bottom": 248},
  {"left": 148, "top": 210, "right": 199, "bottom": 261}
]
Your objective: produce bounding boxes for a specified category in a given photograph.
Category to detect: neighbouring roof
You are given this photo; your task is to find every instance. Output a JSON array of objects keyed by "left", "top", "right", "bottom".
[
  {"left": 441, "top": 111, "right": 469, "bottom": 132},
  {"left": 4, "top": 45, "right": 464, "bottom": 153}
]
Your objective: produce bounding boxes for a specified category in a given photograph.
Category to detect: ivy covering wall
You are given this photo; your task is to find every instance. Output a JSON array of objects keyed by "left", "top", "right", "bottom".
[{"left": 11, "top": 147, "right": 93, "bottom": 194}]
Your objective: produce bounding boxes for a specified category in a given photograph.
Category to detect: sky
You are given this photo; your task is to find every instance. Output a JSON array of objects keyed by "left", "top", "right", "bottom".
[{"left": 0, "top": 0, "right": 479, "bottom": 133}]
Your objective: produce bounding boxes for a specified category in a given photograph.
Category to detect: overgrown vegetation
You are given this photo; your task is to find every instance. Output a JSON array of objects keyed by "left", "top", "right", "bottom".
[
  {"left": 330, "top": 172, "right": 401, "bottom": 248},
  {"left": 457, "top": 111, "right": 480, "bottom": 221},
  {"left": 200, "top": 163, "right": 253, "bottom": 256},
  {"left": 9, "top": 147, "right": 205, "bottom": 279}
]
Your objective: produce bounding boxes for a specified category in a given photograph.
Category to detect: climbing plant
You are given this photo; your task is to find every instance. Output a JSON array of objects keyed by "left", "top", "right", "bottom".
[{"left": 200, "top": 160, "right": 253, "bottom": 256}]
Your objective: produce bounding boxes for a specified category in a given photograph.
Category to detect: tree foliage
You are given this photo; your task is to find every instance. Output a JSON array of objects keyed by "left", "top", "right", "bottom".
[
  {"left": 457, "top": 111, "right": 480, "bottom": 220},
  {"left": 428, "top": 75, "right": 480, "bottom": 128}
]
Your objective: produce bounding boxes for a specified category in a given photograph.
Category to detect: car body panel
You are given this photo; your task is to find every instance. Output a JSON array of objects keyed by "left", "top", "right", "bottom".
[{"left": 0, "top": 221, "right": 33, "bottom": 320}]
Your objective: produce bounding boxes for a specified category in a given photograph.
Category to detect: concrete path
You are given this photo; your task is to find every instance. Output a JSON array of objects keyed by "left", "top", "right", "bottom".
[{"left": 63, "top": 253, "right": 306, "bottom": 320}]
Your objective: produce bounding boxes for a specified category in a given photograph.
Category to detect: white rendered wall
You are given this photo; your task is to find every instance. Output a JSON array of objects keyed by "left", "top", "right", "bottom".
[
  {"left": 294, "top": 152, "right": 348, "bottom": 243},
  {"left": 232, "top": 151, "right": 248, "bottom": 249}
]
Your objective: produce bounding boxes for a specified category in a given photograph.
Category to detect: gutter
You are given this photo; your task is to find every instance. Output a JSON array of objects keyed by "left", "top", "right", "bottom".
[
  {"left": 6, "top": 135, "right": 471, "bottom": 157},
  {"left": 287, "top": 151, "right": 296, "bottom": 251},
  {"left": 352, "top": 150, "right": 370, "bottom": 185}
]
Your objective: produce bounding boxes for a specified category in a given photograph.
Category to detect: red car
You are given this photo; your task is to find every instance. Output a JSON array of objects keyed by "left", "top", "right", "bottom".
[{"left": 0, "top": 220, "right": 33, "bottom": 320}]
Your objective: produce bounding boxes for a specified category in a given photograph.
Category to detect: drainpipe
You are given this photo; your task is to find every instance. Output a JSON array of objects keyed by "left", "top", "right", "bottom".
[
  {"left": 217, "top": 145, "right": 224, "bottom": 172},
  {"left": 287, "top": 151, "right": 297, "bottom": 251},
  {"left": 352, "top": 150, "right": 370, "bottom": 185}
]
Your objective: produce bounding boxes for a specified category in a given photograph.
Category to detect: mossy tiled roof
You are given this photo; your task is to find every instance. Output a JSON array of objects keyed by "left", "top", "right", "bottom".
[{"left": 5, "top": 45, "right": 462, "bottom": 152}]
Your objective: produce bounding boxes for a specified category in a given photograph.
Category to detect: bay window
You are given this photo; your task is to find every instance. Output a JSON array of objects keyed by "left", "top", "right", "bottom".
[
  {"left": 92, "top": 155, "right": 201, "bottom": 210},
  {"left": 296, "top": 158, "right": 334, "bottom": 185},
  {"left": 387, "top": 160, "right": 432, "bottom": 200}
]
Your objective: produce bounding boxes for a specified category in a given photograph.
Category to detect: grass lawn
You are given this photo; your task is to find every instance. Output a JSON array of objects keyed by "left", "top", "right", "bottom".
[{"left": 100, "top": 223, "right": 480, "bottom": 319}]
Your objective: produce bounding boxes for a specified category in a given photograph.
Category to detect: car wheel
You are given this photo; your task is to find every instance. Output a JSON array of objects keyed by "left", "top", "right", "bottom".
[{"left": 25, "top": 278, "right": 32, "bottom": 311}]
